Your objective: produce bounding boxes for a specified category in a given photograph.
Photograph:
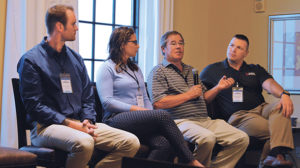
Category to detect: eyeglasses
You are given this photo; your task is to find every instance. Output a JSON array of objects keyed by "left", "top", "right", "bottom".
[
  {"left": 168, "top": 41, "right": 184, "bottom": 46},
  {"left": 128, "top": 40, "right": 138, "bottom": 45}
]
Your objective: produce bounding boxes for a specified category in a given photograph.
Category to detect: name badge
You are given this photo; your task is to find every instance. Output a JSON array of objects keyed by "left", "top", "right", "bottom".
[
  {"left": 232, "top": 87, "right": 243, "bottom": 102},
  {"left": 136, "top": 89, "right": 144, "bottom": 107},
  {"left": 60, "top": 73, "right": 73, "bottom": 93},
  {"left": 137, "top": 95, "right": 144, "bottom": 107}
]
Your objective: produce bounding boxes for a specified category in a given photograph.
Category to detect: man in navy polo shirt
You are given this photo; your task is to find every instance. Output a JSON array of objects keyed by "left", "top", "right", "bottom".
[{"left": 200, "top": 34, "right": 294, "bottom": 167}]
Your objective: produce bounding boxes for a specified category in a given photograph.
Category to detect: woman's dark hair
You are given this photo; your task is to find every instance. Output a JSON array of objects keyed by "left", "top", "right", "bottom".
[{"left": 108, "top": 27, "right": 138, "bottom": 73}]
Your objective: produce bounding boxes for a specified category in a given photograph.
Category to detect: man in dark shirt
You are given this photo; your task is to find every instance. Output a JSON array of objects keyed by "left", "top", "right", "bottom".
[
  {"left": 17, "top": 5, "right": 139, "bottom": 168},
  {"left": 200, "top": 34, "right": 294, "bottom": 167}
]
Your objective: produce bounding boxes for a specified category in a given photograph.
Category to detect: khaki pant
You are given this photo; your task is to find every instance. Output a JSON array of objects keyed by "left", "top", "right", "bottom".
[
  {"left": 31, "top": 122, "right": 140, "bottom": 168},
  {"left": 228, "top": 102, "right": 294, "bottom": 160},
  {"left": 175, "top": 118, "right": 249, "bottom": 168}
]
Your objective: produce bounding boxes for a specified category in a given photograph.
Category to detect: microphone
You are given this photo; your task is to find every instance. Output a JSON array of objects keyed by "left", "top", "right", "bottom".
[{"left": 192, "top": 69, "right": 199, "bottom": 85}]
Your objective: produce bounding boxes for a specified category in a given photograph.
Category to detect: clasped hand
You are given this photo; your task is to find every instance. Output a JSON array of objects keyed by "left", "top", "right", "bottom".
[{"left": 81, "top": 119, "right": 98, "bottom": 138}]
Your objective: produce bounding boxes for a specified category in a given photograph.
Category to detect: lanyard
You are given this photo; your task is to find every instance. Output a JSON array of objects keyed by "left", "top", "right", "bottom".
[
  {"left": 180, "top": 72, "right": 189, "bottom": 84},
  {"left": 122, "top": 67, "right": 140, "bottom": 90},
  {"left": 171, "top": 65, "right": 189, "bottom": 85}
]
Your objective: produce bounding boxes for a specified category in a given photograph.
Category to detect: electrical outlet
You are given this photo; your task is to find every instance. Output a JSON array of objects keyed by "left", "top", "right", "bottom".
[{"left": 254, "top": 0, "right": 266, "bottom": 13}]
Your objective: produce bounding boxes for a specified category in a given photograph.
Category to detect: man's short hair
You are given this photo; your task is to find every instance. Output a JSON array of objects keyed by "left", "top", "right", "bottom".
[
  {"left": 45, "top": 5, "right": 74, "bottom": 35},
  {"left": 234, "top": 34, "right": 249, "bottom": 50},
  {"left": 160, "top": 31, "right": 184, "bottom": 56}
]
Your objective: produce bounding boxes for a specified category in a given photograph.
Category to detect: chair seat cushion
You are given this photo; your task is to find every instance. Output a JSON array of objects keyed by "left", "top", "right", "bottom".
[
  {"left": 20, "top": 146, "right": 67, "bottom": 167},
  {"left": 0, "top": 147, "right": 36, "bottom": 167}
]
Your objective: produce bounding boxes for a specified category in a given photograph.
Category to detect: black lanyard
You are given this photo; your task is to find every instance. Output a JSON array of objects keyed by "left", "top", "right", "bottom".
[
  {"left": 122, "top": 67, "right": 140, "bottom": 90},
  {"left": 171, "top": 65, "right": 189, "bottom": 85}
]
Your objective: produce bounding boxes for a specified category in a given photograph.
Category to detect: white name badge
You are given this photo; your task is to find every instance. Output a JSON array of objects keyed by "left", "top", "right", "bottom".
[
  {"left": 60, "top": 73, "right": 73, "bottom": 93},
  {"left": 232, "top": 87, "right": 243, "bottom": 102},
  {"left": 137, "top": 94, "right": 144, "bottom": 108}
]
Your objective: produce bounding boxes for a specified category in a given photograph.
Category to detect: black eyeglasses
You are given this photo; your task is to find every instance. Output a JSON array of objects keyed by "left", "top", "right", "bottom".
[{"left": 128, "top": 40, "right": 138, "bottom": 45}]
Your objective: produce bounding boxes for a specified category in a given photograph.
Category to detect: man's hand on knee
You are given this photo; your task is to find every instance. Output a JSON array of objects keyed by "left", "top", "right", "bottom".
[{"left": 278, "top": 95, "right": 294, "bottom": 118}]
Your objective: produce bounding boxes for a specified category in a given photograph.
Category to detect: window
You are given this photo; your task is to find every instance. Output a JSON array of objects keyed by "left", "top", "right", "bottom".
[
  {"left": 269, "top": 14, "right": 300, "bottom": 94},
  {"left": 78, "top": 0, "right": 139, "bottom": 81}
]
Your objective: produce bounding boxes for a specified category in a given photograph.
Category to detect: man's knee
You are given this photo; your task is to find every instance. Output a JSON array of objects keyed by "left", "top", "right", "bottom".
[
  {"left": 195, "top": 133, "right": 216, "bottom": 150},
  {"left": 241, "top": 131, "right": 250, "bottom": 145},
  {"left": 127, "top": 133, "right": 140, "bottom": 152},
  {"left": 264, "top": 101, "right": 281, "bottom": 114},
  {"left": 73, "top": 135, "right": 95, "bottom": 153},
  {"left": 118, "top": 133, "right": 140, "bottom": 156},
  {"left": 234, "top": 130, "right": 250, "bottom": 148}
]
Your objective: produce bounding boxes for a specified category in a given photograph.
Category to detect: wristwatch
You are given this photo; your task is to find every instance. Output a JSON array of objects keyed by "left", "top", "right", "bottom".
[{"left": 280, "top": 90, "right": 290, "bottom": 97}]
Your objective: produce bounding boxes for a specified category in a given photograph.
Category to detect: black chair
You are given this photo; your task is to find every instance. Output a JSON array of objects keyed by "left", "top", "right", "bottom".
[{"left": 12, "top": 78, "right": 68, "bottom": 168}]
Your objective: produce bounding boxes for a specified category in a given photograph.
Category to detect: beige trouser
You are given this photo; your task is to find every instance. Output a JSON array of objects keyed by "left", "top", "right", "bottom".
[
  {"left": 175, "top": 118, "right": 249, "bottom": 168},
  {"left": 228, "top": 102, "right": 294, "bottom": 160},
  {"left": 31, "top": 122, "right": 140, "bottom": 168}
]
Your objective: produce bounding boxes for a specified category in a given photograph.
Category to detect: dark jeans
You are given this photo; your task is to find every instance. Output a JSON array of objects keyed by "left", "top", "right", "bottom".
[{"left": 105, "top": 110, "right": 194, "bottom": 163}]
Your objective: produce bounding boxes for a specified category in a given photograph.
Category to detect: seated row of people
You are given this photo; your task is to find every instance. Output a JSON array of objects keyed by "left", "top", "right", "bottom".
[
  {"left": 96, "top": 26, "right": 202, "bottom": 167},
  {"left": 17, "top": 4, "right": 294, "bottom": 168}
]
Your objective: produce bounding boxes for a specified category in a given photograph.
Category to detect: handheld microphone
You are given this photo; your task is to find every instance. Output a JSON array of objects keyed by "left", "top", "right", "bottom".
[{"left": 192, "top": 69, "right": 199, "bottom": 85}]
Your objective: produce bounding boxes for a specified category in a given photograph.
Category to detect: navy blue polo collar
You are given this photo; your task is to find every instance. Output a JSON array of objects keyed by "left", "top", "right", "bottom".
[{"left": 223, "top": 58, "right": 248, "bottom": 71}]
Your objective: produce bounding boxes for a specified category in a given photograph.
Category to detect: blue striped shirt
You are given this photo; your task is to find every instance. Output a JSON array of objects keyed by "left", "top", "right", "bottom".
[{"left": 147, "top": 59, "right": 208, "bottom": 120}]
